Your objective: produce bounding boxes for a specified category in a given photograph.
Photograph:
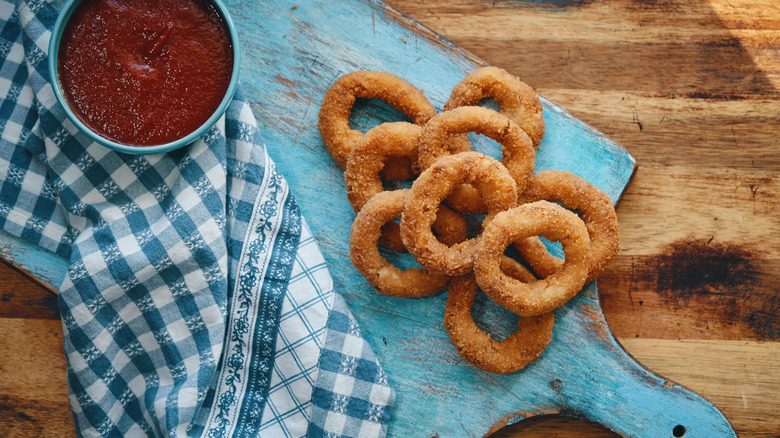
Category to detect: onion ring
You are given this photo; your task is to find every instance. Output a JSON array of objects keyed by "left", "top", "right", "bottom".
[
  {"left": 345, "top": 122, "right": 421, "bottom": 213},
  {"left": 500, "top": 256, "right": 538, "bottom": 284},
  {"left": 417, "top": 106, "right": 535, "bottom": 214},
  {"left": 349, "top": 189, "right": 465, "bottom": 298},
  {"left": 372, "top": 205, "right": 467, "bottom": 253},
  {"left": 516, "top": 170, "right": 620, "bottom": 282},
  {"left": 345, "top": 122, "right": 421, "bottom": 251},
  {"left": 401, "top": 151, "right": 518, "bottom": 276},
  {"left": 318, "top": 71, "right": 436, "bottom": 180},
  {"left": 444, "top": 274, "right": 554, "bottom": 374},
  {"left": 345, "top": 122, "right": 466, "bottom": 251},
  {"left": 474, "top": 201, "right": 590, "bottom": 317},
  {"left": 444, "top": 66, "right": 546, "bottom": 147}
]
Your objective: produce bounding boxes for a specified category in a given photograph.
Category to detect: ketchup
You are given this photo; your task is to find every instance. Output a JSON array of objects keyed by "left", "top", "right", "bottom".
[{"left": 58, "top": 0, "right": 234, "bottom": 146}]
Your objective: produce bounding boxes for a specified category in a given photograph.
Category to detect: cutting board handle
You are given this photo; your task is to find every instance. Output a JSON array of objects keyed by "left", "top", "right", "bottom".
[{"left": 489, "top": 284, "right": 737, "bottom": 438}]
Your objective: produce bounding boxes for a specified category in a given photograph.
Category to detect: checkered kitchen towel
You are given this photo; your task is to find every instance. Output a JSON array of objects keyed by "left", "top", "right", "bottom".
[{"left": 0, "top": 0, "right": 394, "bottom": 436}]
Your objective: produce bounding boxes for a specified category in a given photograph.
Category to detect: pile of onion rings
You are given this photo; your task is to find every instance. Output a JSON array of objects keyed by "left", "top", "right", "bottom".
[{"left": 318, "top": 67, "right": 620, "bottom": 374}]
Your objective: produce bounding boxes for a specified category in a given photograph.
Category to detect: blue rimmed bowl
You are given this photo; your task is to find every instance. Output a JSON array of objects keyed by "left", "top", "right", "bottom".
[{"left": 48, "top": 0, "right": 241, "bottom": 155}]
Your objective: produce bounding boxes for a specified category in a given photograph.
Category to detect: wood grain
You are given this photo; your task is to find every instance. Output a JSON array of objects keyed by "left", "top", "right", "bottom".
[
  {"left": 0, "top": 318, "right": 73, "bottom": 438},
  {"left": 1, "top": 0, "right": 778, "bottom": 436},
  {"left": 0, "top": 260, "right": 60, "bottom": 320}
]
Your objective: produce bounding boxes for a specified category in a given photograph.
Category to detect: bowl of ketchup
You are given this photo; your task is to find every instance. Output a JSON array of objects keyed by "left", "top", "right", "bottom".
[{"left": 49, "top": 0, "right": 240, "bottom": 154}]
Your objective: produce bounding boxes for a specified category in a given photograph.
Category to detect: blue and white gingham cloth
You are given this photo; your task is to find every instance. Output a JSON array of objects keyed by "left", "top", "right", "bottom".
[{"left": 0, "top": 0, "right": 395, "bottom": 436}]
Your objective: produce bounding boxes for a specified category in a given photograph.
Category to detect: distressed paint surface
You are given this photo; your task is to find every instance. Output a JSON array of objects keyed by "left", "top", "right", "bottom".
[
  {"left": 0, "top": 230, "right": 66, "bottom": 293},
  {"left": 0, "top": 0, "right": 737, "bottom": 436}
]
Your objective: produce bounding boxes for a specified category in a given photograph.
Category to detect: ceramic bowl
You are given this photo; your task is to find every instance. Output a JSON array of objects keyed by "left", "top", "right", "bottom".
[{"left": 48, "top": 0, "right": 241, "bottom": 155}]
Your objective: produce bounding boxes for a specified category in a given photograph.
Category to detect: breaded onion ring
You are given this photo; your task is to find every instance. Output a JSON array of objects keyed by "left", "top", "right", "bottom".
[
  {"left": 444, "top": 274, "right": 554, "bottom": 374},
  {"left": 345, "top": 122, "right": 421, "bottom": 252},
  {"left": 417, "top": 106, "right": 534, "bottom": 214},
  {"left": 345, "top": 122, "right": 421, "bottom": 212},
  {"left": 371, "top": 205, "right": 467, "bottom": 253},
  {"left": 401, "top": 151, "right": 518, "bottom": 276},
  {"left": 444, "top": 66, "right": 545, "bottom": 147},
  {"left": 500, "top": 256, "right": 539, "bottom": 284},
  {"left": 474, "top": 201, "right": 590, "bottom": 317},
  {"left": 318, "top": 71, "right": 436, "bottom": 180},
  {"left": 345, "top": 122, "right": 466, "bottom": 251},
  {"left": 516, "top": 170, "right": 620, "bottom": 282},
  {"left": 349, "top": 190, "right": 465, "bottom": 298}
]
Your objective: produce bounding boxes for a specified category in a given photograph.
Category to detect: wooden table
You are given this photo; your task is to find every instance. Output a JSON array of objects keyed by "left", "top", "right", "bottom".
[{"left": 1, "top": 0, "right": 777, "bottom": 436}]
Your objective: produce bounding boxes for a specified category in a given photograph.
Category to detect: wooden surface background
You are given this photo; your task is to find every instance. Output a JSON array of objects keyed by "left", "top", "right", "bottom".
[{"left": 1, "top": 0, "right": 778, "bottom": 437}]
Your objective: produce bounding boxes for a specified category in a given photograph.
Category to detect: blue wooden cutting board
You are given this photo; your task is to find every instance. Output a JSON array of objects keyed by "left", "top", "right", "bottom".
[{"left": 0, "top": 0, "right": 736, "bottom": 436}]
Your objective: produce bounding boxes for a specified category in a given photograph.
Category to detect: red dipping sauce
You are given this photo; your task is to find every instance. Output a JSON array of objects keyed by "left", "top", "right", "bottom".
[{"left": 58, "top": 0, "right": 234, "bottom": 146}]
